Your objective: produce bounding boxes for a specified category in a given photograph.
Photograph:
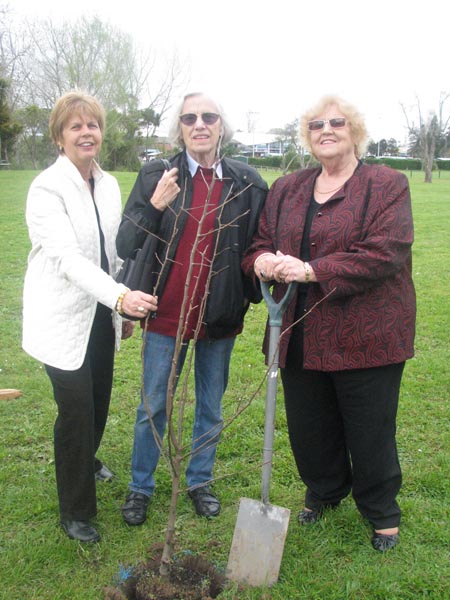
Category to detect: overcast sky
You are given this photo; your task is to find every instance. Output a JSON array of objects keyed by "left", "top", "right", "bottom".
[{"left": 9, "top": 0, "right": 448, "bottom": 144}]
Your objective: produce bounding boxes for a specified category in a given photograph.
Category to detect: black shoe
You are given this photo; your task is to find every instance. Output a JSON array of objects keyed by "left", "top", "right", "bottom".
[
  {"left": 61, "top": 519, "right": 100, "bottom": 543},
  {"left": 297, "top": 507, "right": 323, "bottom": 524},
  {"left": 95, "top": 464, "right": 114, "bottom": 482},
  {"left": 297, "top": 501, "right": 340, "bottom": 525},
  {"left": 371, "top": 531, "right": 399, "bottom": 552},
  {"left": 188, "top": 486, "right": 220, "bottom": 518},
  {"left": 121, "top": 492, "right": 149, "bottom": 525}
]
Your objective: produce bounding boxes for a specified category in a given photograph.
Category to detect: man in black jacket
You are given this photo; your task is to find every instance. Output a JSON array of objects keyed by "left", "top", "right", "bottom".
[{"left": 117, "top": 92, "right": 267, "bottom": 524}]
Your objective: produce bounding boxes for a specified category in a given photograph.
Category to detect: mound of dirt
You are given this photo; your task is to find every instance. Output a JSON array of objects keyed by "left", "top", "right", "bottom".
[{"left": 103, "top": 545, "right": 227, "bottom": 600}]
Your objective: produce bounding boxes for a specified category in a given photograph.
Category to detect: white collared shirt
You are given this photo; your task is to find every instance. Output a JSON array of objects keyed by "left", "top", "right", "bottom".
[{"left": 186, "top": 152, "right": 223, "bottom": 179}]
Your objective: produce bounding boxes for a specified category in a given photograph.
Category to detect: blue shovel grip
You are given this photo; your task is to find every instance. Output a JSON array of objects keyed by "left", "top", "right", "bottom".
[{"left": 260, "top": 281, "right": 297, "bottom": 326}]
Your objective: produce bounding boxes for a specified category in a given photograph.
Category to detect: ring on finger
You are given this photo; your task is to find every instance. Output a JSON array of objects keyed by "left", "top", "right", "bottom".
[{"left": 137, "top": 306, "right": 145, "bottom": 313}]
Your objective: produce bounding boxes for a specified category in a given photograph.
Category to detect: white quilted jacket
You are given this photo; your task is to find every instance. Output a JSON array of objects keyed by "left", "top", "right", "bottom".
[{"left": 22, "top": 155, "right": 127, "bottom": 370}]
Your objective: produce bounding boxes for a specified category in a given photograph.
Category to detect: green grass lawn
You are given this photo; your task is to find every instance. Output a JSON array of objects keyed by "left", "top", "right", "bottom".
[{"left": 0, "top": 168, "right": 449, "bottom": 599}]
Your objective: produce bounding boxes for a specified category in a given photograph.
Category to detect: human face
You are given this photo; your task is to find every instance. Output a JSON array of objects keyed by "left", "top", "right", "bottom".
[
  {"left": 180, "top": 95, "right": 223, "bottom": 166},
  {"left": 58, "top": 112, "right": 102, "bottom": 174},
  {"left": 309, "top": 104, "right": 355, "bottom": 164}
]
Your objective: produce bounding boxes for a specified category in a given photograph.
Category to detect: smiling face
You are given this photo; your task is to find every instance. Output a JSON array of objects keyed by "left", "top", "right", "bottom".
[
  {"left": 309, "top": 104, "right": 356, "bottom": 164},
  {"left": 179, "top": 94, "right": 223, "bottom": 166},
  {"left": 58, "top": 111, "right": 102, "bottom": 174}
]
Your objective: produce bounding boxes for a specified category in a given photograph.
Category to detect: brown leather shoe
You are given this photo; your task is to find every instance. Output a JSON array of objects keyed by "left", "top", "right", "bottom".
[{"left": 188, "top": 486, "right": 220, "bottom": 518}]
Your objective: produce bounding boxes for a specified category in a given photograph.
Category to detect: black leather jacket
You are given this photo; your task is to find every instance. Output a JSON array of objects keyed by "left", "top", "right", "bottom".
[{"left": 116, "top": 151, "right": 268, "bottom": 339}]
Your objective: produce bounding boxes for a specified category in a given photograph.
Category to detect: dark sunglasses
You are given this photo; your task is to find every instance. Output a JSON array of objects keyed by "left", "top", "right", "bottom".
[
  {"left": 308, "top": 117, "right": 347, "bottom": 131},
  {"left": 179, "top": 112, "right": 220, "bottom": 126}
]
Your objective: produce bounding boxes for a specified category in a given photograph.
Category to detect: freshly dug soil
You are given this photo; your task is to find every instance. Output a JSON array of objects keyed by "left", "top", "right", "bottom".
[{"left": 103, "top": 544, "right": 227, "bottom": 600}]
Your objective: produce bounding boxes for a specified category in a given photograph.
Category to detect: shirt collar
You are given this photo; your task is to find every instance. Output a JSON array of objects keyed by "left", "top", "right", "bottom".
[{"left": 186, "top": 152, "right": 223, "bottom": 179}]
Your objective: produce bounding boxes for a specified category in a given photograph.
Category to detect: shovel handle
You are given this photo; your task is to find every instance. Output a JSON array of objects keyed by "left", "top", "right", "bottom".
[
  {"left": 260, "top": 281, "right": 297, "bottom": 326},
  {"left": 260, "top": 280, "right": 297, "bottom": 504}
]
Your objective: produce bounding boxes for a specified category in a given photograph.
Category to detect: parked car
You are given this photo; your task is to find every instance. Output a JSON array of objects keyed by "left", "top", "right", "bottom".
[{"left": 140, "top": 149, "right": 162, "bottom": 163}]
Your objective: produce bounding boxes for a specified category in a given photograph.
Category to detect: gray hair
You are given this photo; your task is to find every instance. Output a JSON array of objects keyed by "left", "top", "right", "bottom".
[{"left": 168, "top": 92, "right": 234, "bottom": 148}]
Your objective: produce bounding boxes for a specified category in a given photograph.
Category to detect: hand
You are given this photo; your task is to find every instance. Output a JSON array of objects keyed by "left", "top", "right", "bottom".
[
  {"left": 121, "top": 290, "right": 158, "bottom": 319},
  {"left": 150, "top": 167, "right": 180, "bottom": 211},
  {"left": 254, "top": 252, "right": 284, "bottom": 281},
  {"left": 272, "top": 251, "right": 315, "bottom": 283},
  {"left": 121, "top": 320, "right": 135, "bottom": 339}
]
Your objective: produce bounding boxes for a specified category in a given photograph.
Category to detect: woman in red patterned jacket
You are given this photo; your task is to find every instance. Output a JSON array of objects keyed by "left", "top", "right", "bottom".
[{"left": 242, "top": 95, "right": 416, "bottom": 552}]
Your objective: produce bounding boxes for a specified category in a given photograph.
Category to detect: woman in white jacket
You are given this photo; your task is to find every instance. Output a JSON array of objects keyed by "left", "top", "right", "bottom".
[{"left": 22, "top": 91, "right": 158, "bottom": 543}]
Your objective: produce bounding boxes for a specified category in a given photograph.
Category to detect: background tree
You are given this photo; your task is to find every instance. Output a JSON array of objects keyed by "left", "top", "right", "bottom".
[
  {"left": 385, "top": 138, "right": 400, "bottom": 156},
  {"left": 367, "top": 138, "right": 400, "bottom": 157},
  {"left": 0, "top": 5, "right": 28, "bottom": 108},
  {"left": 0, "top": 77, "right": 21, "bottom": 161},
  {"left": 16, "top": 105, "right": 51, "bottom": 168},
  {"left": 273, "top": 119, "right": 315, "bottom": 173},
  {"left": 139, "top": 106, "right": 161, "bottom": 158},
  {"left": 401, "top": 92, "right": 450, "bottom": 182},
  {"left": 1, "top": 9, "right": 189, "bottom": 169},
  {"left": 442, "top": 130, "right": 450, "bottom": 158},
  {"left": 101, "top": 108, "right": 142, "bottom": 172},
  {"left": 17, "top": 16, "right": 145, "bottom": 111}
]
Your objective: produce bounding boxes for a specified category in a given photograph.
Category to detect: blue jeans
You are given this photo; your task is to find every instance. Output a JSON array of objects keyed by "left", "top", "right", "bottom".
[{"left": 129, "top": 331, "right": 235, "bottom": 496}]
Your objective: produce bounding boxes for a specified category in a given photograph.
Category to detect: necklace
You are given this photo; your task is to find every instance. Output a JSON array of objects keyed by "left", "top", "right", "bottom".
[{"left": 314, "top": 181, "right": 346, "bottom": 195}]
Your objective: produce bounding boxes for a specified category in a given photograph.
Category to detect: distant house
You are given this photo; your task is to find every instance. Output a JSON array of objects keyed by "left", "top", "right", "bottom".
[
  {"left": 144, "top": 128, "right": 287, "bottom": 159},
  {"left": 231, "top": 132, "right": 286, "bottom": 157}
]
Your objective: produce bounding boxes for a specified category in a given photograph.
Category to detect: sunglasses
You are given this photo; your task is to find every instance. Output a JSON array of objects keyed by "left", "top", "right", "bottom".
[
  {"left": 179, "top": 112, "right": 220, "bottom": 126},
  {"left": 308, "top": 117, "right": 347, "bottom": 131}
]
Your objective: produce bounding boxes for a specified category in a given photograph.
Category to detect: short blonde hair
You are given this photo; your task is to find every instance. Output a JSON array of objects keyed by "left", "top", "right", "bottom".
[
  {"left": 49, "top": 91, "right": 106, "bottom": 152},
  {"left": 299, "top": 95, "right": 369, "bottom": 159}
]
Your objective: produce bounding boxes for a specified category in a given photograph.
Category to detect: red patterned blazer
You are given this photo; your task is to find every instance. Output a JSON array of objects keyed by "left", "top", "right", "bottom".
[{"left": 242, "top": 162, "right": 416, "bottom": 371}]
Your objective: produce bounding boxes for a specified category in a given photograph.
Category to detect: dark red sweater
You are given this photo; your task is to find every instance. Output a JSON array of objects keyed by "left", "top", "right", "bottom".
[{"left": 148, "top": 168, "right": 223, "bottom": 339}]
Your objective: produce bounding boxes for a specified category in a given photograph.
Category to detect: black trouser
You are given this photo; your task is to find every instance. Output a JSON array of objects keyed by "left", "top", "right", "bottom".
[
  {"left": 281, "top": 343, "right": 404, "bottom": 530},
  {"left": 45, "top": 304, "right": 115, "bottom": 521}
]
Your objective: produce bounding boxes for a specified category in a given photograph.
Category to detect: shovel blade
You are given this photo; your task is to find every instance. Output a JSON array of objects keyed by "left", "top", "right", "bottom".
[{"left": 226, "top": 497, "right": 290, "bottom": 587}]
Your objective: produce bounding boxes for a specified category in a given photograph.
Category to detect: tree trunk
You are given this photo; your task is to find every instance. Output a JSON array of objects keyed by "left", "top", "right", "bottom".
[
  {"left": 159, "top": 451, "right": 182, "bottom": 577},
  {"left": 424, "top": 156, "right": 433, "bottom": 183}
]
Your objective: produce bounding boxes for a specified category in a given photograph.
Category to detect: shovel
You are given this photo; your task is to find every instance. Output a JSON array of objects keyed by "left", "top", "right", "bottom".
[{"left": 227, "top": 280, "right": 297, "bottom": 587}]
